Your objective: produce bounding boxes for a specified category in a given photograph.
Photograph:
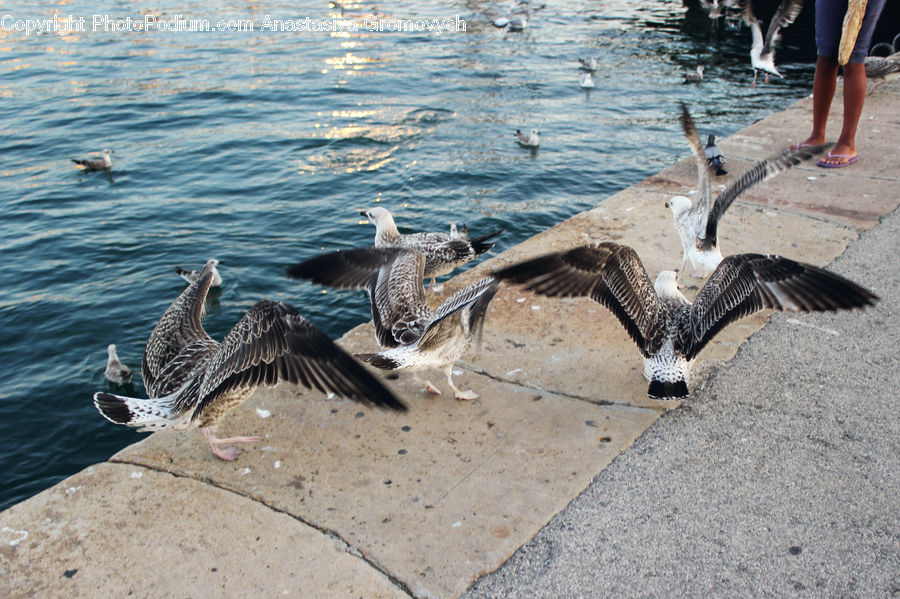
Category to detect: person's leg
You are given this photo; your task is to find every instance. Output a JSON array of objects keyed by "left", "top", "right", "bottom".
[
  {"left": 797, "top": 55, "right": 838, "bottom": 148},
  {"left": 819, "top": 62, "right": 866, "bottom": 165}
]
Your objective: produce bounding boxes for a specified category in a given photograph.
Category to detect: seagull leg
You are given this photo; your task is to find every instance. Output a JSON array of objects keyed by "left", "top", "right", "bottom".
[
  {"left": 413, "top": 373, "right": 442, "bottom": 396},
  {"left": 202, "top": 427, "right": 261, "bottom": 461},
  {"left": 446, "top": 366, "right": 479, "bottom": 401},
  {"left": 751, "top": 70, "right": 758, "bottom": 88}
]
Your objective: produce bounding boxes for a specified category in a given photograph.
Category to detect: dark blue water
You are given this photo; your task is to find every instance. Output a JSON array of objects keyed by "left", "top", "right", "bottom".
[{"left": 0, "top": 0, "right": 816, "bottom": 511}]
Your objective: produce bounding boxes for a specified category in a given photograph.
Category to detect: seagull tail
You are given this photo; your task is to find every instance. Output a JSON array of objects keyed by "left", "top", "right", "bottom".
[
  {"left": 93, "top": 392, "right": 180, "bottom": 431},
  {"left": 355, "top": 353, "right": 401, "bottom": 371},
  {"left": 469, "top": 229, "right": 504, "bottom": 255},
  {"left": 647, "top": 379, "right": 689, "bottom": 400}
]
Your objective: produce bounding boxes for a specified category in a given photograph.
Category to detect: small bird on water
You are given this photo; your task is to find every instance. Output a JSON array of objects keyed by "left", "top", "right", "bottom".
[
  {"left": 104, "top": 344, "right": 132, "bottom": 385},
  {"left": 72, "top": 149, "right": 113, "bottom": 171},
  {"left": 515, "top": 128, "right": 541, "bottom": 148}
]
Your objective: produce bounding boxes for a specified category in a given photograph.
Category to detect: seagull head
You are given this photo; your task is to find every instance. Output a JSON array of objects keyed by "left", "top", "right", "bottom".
[
  {"left": 362, "top": 206, "right": 392, "bottom": 225},
  {"left": 664, "top": 195, "right": 692, "bottom": 217},
  {"left": 107, "top": 344, "right": 117, "bottom": 357},
  {"left": 202, "top": 258, "right": 220, "bottom": 275},
  {"left": 653, "top": 270, "right": 683, "bottom": 300}
]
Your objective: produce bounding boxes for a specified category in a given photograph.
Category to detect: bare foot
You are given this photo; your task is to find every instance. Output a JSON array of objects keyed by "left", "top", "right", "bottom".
[{"left": 424, "top": 381, "right": 442, "bottom": 395}]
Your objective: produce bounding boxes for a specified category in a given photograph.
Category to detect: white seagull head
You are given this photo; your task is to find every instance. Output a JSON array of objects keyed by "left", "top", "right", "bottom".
[{"left": 665, "top": 195, "right": 693, "bottom": 218}]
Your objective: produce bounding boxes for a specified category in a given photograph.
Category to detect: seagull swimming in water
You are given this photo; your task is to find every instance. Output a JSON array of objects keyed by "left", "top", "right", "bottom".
[
  {"left": 93, "top": 259, "right": 406, "bottom": 461},
  {"left": 493, "top": 242, "right": 877, "bottom": 399},
  {"left": 361, "top": 207, "right": 502, "bottom": 290},
  {"left": 287, "top": 247, "right": 501, "bottom": 400},
  {"left": 580, "top": 72, "right": 595, "bottom": 88},
  {"left": 515, "top": 128, "right": 541, "bottom": 148},
  {"left": 72, "top": 149, "right": 113, "bottom": 171},
  {"left": 449, "top": 223, "right": 469, "bottom": 241},
  {"left": 739, "top": 0, "right": 805, "bottom": 87},
  {"left": 666, "top": 103, "right": 829, "bottom": 278},
  {"left": 704, "top": 135, "right": 727, "bottom": 176},
  {"left": 176, "top": 259, "right": 223, "bottom": 287},
  {"left": 579, "top": 56, "right": 599, "bottom": 72},
  {"left": 104, "top": 344, "right": 132, "bottom": 385},
  {"left": 684, "top": 65, "right": 705, "bottom": 83}
]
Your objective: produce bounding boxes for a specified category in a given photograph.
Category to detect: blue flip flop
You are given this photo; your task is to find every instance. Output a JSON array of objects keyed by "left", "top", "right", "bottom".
[{"left": 817, "top": 152, "right": 859, "bottom": 168}]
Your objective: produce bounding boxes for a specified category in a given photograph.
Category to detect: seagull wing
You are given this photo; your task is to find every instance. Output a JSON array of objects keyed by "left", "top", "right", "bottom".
[
  {"left": 416, "top": 277, "right": 501, "bottom": 351},
  {"left": 192, "top": 299, "right": 406, "bottom": 420},
  {"left": 681, "top": 253, "right": 878, "bottom": 359},
  {"left": 762, "top": 0, "right": 804, "bottom": 54},
  {"left": 493, "top": 242, "right": 669, "bottom": 356},
  {"left": 142, "top": 265, "right": 216, "bottom": 397},
  {"left": 679, "top": 102, "right": 712, "bottom": 238},
  {"left": 703, "top": 143, "right": 830, "bottom": 249}
]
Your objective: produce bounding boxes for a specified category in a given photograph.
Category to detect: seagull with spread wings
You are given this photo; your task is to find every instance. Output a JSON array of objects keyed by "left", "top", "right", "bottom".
[
  {"left": 93, "top": 259, "right": 406, "bottom": 460},
  {"left": 287, "top": 248, "right": 501, "bottom": 400},
  {"left": 739, "top": 0, "right": 805, "bottom": 86},
  {"left": 493, "top": 242, "right": 877, "bottom": 399},
  {"left": 666, "top": 102, "right": 829, "bottom": 278}
]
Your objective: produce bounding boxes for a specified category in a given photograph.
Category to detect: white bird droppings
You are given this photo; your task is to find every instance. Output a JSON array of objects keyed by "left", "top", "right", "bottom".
[
  {"left": 274, "top": 460, "right": 282, "bottom": 469},
  {"left": 256, "top": 408, "right": 272, "bottom": 418},
  {"left": 130, "top": 471, "right": 143, "bottom": 479},
  {"left": 452, "top": 521, "right": 462, "bottom": 528},
  {"left": 240, "top": 467, "right": 252, "bottom": 475}
]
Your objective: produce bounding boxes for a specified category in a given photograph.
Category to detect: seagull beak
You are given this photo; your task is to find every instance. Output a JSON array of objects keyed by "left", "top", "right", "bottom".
[
  {"left": 359, "top": 210, "right": 368, "bottom": 217},
  {"left": 664, "top": 200, "right": 671, "bottom": 208}
]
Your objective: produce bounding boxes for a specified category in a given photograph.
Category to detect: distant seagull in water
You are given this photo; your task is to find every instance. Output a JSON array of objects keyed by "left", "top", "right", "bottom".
[
  {"left": 493, "top": 242, "right": 877, "bottom": 399},
  {"left": 287, "top": 247, "right": 501, "bottom": 400},
  {"left": 362, "top": 206, "right": 503, "bottom": 290},
  {"left": 176, "top": 259, "right": 223, "bottom": 287},
  {"left": 666, "top": 102, "right": 829, "bottom": 278},
  {"left": 449, "top": 223, "right": 469, "bottom": 241},
  {"left": 515, "top": 128, "right": 541, "bottom": 148},
  {"left": 104, "top": 344, "right": 132, "bottom": 385},
  {"left": 684, "top": 65, "right": 705, "bottom": 83},
  {"left": 579, "top": 56, "right": 599, "bottom": 72},
  {"left": 580, "top": 72, "right": 595, "bottom": 88},
  {"left": 93, "top": 259, "right": 405, "bottom": 461},
  {"left": 493, "top": 14, "right": 527, "bottom": 31},
  {"left": 704, "top": 135, "right": 727, "bottom": 176},
  {"left": 72, "top": 149, "right": 113, "bottom": 171},
  {"left": 739, "top": 0, "right": 805, "bottom": 87}
]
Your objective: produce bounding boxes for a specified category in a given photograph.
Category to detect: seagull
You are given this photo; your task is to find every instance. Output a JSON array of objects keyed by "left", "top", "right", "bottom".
[
  {"left": 361, "top": 207, "right": 503, "bottom": 289},
  {"left": 72, "top": 149, "right": 113, "bottom": 171},
  {"left": 287, "top": 247, "right": 501, "bottom": 400},
  {"left": 579, "top": 56, "right": 599, "bottom": 72},
  {"left": 666, "top": 103, "right": 829, "bottom": 278},
  {"left": 684, "top": 65, "right": 705, "bottom": 83},
  {"left": 175, "top": 258, "right": 223, "bottom": 287},
  {"left": 580, "top": 72, "right": 595, "bottom": 88},
  {"left": 492, "top": 14, "right": 527, "bottom": 30},
  {"left": 93, "top": 259, "right": 406, "bottom": 461},
  {"left": 493, "top": 242, "right": 877, "bottom": 399},
  {"left": 515, "top": 128, "right": 541, "bottom": 148},
  {"left": 704, "top": 135, "right": 728, "bottom": 176},
  {"left": 449, "top": 223, "right": 469, "bottom": 241},
  {"left": 739, "top": 0, "right": 805, "bottom": 86},
  {"left": 864, "top": 55, "right": 900, "bottom": 95},
  {"left": 104, "top": 344, "right": 132, "bottom": 385}
]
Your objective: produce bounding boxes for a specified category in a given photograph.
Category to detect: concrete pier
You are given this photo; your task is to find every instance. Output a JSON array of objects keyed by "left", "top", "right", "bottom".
[{"left": 2, "top": 81, "right": 898, "bottom": 598}]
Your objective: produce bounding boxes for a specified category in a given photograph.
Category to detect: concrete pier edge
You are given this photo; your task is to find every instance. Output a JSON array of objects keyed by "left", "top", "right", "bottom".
[{"left": 2, "top": 80, "right": 898, "bottom": 598}]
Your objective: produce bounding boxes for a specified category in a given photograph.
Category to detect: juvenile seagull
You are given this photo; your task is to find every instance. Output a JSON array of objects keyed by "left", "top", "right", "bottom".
[
  {"left": 104, "top": 344, "right": 132, "bottom": 385},
  {"left": 493, "top": 242, "right": 877, "bottom": 399},
  {"left": 175, "top": 258, "right": 223, "bottom": 287},
  {"left": 667, "top": 103, "right": 828, "bottom": 278},
  {"left": 362, "top": 207, "right": 503, "bottom": 289},
  {"left": 739, "top": 0, "right": 805, "bottom": 86},
  {"left": 72, "top": 149, "right": 113, "bottom": 171},
  {"left": 93, "top": 259, "right": 405, "bottom": 461},
  {"left": 515, "top": 128, "right": 541, "bottom": 148},
  {"left": 684, "top": 65, "right": 705, "bottom": 83},
  {"left": 580, "top": 72, "right": 595, "bottom": 88},
  {"left": 287, "top": 248, "right": 501, "bottom": 400},
  {"left": 864, "top": 55, "right": 900, "bottom": 95},
  {"left": 704, "top": 135, "right": 728, "bottom": 176}
]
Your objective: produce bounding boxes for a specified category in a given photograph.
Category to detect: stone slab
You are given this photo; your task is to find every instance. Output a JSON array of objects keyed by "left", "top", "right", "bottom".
[
  {"left": 0, "top": 462, "right": 407, "bottom": 599},
  {"left": 109, "top": 369, "right": 659, "bottom": 599}
]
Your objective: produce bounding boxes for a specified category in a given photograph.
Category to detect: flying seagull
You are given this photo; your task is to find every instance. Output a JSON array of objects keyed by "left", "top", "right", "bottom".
[
  {"left": 176, "top": 258, "right": 223, "bottom": 287},
  {"left": 666, "top": 102, "right": 829, "bottom": 278},
  {"left": 361, "top": 206, "right": 502, "bottom": 289},
  {"left": 72, "top": 149, "right": 113, "bottom": 171},
  {"left": 704, "top": 135, "right": 727, "bottom": 176},
  {"left": 93, "top": 259, "right": 406, "bottom": 461},
  {"left": 287, "top": 247, "right": 501, "bottom": 400},
  {"left": 104, "top": 344, "right": 132, "bottom": 385},
  {"left": 493, "top": 242, "right": 877, "bottom": 399},
  {"left": 515, "top": 128, "right": 541, "bottom": 148},
  {"left": 739, "top": 0, "right": 805, "bottom": 86}
]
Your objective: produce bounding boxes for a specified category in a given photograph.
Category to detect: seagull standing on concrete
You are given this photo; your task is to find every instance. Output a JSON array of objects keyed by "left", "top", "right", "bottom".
[
  {"left": 287, "top": 248, "right": 501, "bottom": 400},
  {"left": 362, "top": 207, "right": 502, "bottom": 290},
  {"left": 104, "top": 344, "right": 132, "bottom": 385},
  {"left": 493, "top": 242, "right": 877, "bottom": 399},
  {"left": 666, "top": 103, "right": 829, "bottom": 278},
  {"left": 864, "top": 55, "right": 900, "bottom": 94},
  {"left": 93, "top": 259, "right": 406, "bottom": 461},
  {"left": 72, "top": 149, "right": 113, "bottom": 171},
  {"left": 739, "top": 0, "right": 805, "bottom": 87}
]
